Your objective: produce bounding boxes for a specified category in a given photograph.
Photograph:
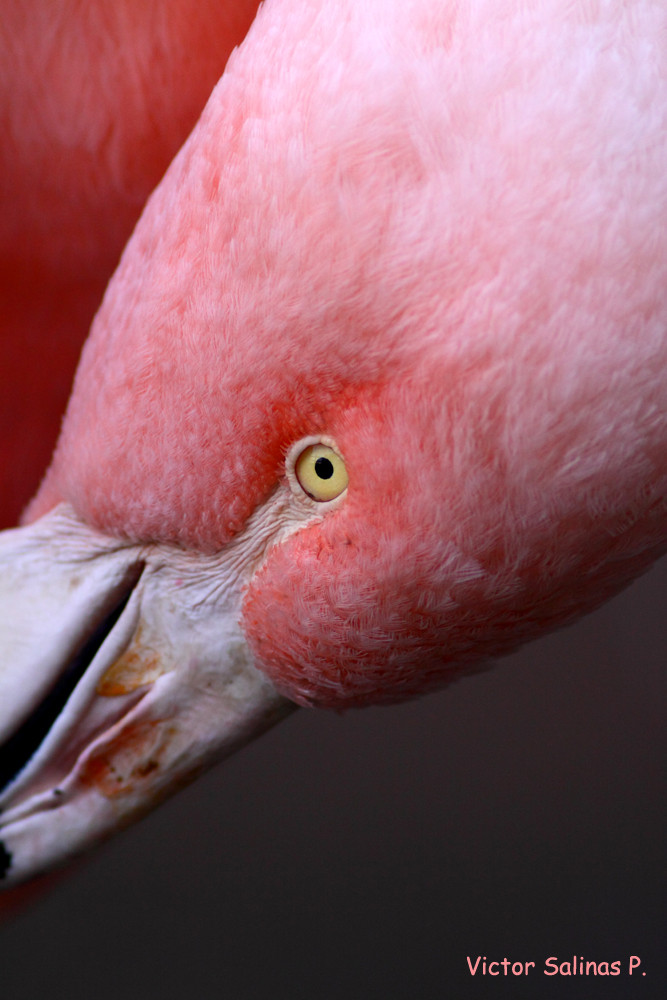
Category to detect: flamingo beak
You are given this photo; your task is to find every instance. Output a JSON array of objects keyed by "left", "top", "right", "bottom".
[{"left": 0, "top": 505, "right": 293, "bottom": 887}]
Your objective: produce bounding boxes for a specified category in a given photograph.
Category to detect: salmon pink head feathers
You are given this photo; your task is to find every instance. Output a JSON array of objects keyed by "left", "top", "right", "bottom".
[{"left": 32, "top": 0, "right": 667, "bottom": 707}]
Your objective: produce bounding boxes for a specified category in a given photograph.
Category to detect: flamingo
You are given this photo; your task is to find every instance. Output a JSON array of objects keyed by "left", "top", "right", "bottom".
[{"left": 0, "top": 0, "right": 665, "bottom": 892}]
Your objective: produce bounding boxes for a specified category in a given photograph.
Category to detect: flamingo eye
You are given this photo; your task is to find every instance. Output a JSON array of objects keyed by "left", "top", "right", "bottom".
[{"left": 294, "top": 443, "right": 348, "bottom": 501}]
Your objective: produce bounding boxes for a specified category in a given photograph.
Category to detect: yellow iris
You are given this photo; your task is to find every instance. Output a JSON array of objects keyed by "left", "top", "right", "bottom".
[{"left": 295, "top": 443, "right": 348, "bottom": 501}]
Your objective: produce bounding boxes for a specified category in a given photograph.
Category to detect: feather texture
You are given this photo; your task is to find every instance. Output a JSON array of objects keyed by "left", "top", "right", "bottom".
[{"left": 23, "top": 0, "right": 667, "bottom": 706}]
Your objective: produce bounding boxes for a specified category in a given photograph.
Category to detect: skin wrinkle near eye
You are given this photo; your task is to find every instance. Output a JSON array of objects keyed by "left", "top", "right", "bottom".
[{"left": 174, "top": 466, "right": 343, "bottom": 608}]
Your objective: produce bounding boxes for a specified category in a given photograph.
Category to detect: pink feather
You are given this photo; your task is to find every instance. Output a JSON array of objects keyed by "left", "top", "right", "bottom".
[{"left": 24, "top": 0, "right": 666, "bottom": 706}]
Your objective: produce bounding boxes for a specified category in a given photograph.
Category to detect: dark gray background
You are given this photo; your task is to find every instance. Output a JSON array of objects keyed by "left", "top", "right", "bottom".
[{"left": 1, "top": 558, "right": 664, "bottom": 1000}]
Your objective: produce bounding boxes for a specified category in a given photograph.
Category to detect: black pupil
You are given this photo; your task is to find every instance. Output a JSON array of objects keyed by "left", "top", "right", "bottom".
[{"left": 314, "top": 456, "right": 334, "bottom": 480}]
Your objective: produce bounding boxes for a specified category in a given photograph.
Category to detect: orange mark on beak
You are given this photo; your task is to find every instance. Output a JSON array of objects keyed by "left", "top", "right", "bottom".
[
  {"left": 78, "top": 719, "right": 178, "bottom": 799},
  {"left": 96, "top": 623, "right": 166, "bottom": 696}
]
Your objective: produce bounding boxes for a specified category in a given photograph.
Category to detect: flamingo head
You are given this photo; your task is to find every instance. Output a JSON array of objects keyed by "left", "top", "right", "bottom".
[{"left": 1, "top": 0, "right": 665, "bottom": 886}]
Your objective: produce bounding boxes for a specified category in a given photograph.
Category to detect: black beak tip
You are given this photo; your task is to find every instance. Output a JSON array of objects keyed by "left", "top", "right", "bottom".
[{"left": 0, "top": 841, "right": 11, "bottom": 880}]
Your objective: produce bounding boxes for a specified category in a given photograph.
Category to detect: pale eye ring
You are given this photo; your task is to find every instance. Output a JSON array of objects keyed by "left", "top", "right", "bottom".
[{"left": 290, "top": 439, "right": 348, "bottom": 502}]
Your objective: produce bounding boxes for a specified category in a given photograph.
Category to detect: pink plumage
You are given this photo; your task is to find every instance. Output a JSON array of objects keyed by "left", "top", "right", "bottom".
[
  {"left": 30, "top": 0, "right": 667, "bottom": 705},
  {"left": 0, "top": 0, "right": 259, "bottom": 527}
]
